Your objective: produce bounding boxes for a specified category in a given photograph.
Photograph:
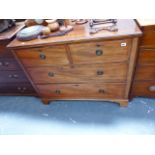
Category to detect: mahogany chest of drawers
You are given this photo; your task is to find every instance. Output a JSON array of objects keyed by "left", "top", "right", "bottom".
[
  {"left": 8, "top": 19, "right": 141, "bottom": 106},
  {"left": 0, "top": 22, "right": 36, "bottom": 95},
  {"left": 131, "top": 19, "right": 155, "bottom": 98}
]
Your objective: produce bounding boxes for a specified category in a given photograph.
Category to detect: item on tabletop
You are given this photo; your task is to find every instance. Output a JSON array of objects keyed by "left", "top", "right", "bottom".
[
  {"left": 46, "top": 19, "right": 60, "bottom": 32},
  {"left": 71, "top": 19, "right": 88, "bottom": 25},
  {"left": 89, "top": 19, "right": 118, "bottom": 34},
  {"left": 24, "top": 19, "right": 48, "bottom": 27},
  {"left": 16, "top": 25, "right": 44, "bottom": 41},
  {"left": 41, "top": 26, "right": 51, "bottom": 35},
  {"left": 0, "top": 19, "right": 16, "bottom": 33}
]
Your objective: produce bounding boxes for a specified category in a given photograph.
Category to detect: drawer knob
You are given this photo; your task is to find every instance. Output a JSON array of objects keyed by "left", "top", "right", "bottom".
[
  {"left": 0, "top": 62, "right": 3, "bottom": 66},
  {"left": 97, "top": 70, "right": 104, "bottom": 75},
  {"left": 48, "top": 72, "right": 54, "bottom": 77},
  {"left": 39, "top": 53, "right": 46, "bottom": 60},
  {"left": 55, "top": 90, "right": 61, "bottom": 94},
  {"left": 96, "top": 49, "right": 103, "bottom": 56},
  {"left": 4, "top": 62, "right": 9, "bottom": 66},
  {"left": 9, "top": 74, "right": 18, "bottom": 78},
  {"left": 17, "top": 87, "right": 27, "bottom": 92},
  {"left": 98, "top": 89, "right": 105, "bottom": 93},
  {"left": 149, "top": 86, "right": 155, "bottom": 92}
]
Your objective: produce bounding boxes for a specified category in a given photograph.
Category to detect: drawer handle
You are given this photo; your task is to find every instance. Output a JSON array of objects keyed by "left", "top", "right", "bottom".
[
  {"left": 98, "top": 89, "right": 105, "bottom": 94},
  {"left": 97, "top": 70, "right": 104, "bottom": 75},
  {"left": 48, "top": 72, "right": 54, "bottom": 77},
  {"left": 4, "top": 62, "right": 9, "bottom": 66},
  {"left": 17, "top": 87, "right": 27, "bottom": 92},
  {"left": 9, "top": 74, "right": 19, "bottom": 78},
  {"left": 39, "top": 53, "right": 46, "bottom": 60},
  {"left": 149, "top": 86, "right": 155, "bottom": 92},
  {"left": 55, "top": 90, "right": 61, "bottom": 94},
  {"left": 96, "top": 50, "right": 103, "bottom": 56},
  {"left": 0, "top": 62, "right": 3, "bottom": 66}
]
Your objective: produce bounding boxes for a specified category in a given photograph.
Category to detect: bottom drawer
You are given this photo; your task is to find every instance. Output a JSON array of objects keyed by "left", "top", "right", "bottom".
[
  {"left": 36, "top": 83, "right": 126, "bottom": 99},
  {"left": 132, "top": 81, "right": 155, "bottom": 98},
  {"left": 0, "top": 83, "right": 36, "bottom": 95}
]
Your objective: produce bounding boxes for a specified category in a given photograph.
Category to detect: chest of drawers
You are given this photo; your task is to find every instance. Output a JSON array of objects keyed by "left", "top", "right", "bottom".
[
  {"left": 132, "top": 19, "right": 155, "bottom": 98},
  {"left": 8, "top": 19, "right": 141, "bottom": 106},
  {"left": 0, "top": 22, "right": 36, "bottom": 95}
]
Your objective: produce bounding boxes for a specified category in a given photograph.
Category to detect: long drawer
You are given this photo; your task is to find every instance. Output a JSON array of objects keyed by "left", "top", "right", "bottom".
[
  {"left": 0, "top": 58, "right": 21, "bottom": 70},
  {"left": 135, "top": 65, "right": 155, "bottom": 81},
  {"left": 0, "top": 83, "right": 35, "bottom": 94},
  {"left": 0, "top": 71, "right": 29, "bottom": 83},
  {"left": 15, "top": 45, "right": 69, "bottom": 67},
  {"left": 69, "top": 39, "right": 131, "bottom": 64},
  {"left": 132, "top": 81, "right": 155, "bottom": 98},
  {"left": 36, "top": 83, "right": 126, "bottom": 99},
  {"left": 138, "top": 48, "right": 155, "bottom": 64},
  {"left": 28, "top": 63, "right": 128, "bottom": 84}
]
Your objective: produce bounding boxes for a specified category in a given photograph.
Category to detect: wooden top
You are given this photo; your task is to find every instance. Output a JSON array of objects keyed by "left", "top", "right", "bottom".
[
  {"left": 0, "top": 22, "right": 24, "bottom": 41},
  {"left": 8, "top": 19, "right": 142, "bottom": 49},
  {"left": 136, "top": 19, "right": 155, "bottom": 31}
]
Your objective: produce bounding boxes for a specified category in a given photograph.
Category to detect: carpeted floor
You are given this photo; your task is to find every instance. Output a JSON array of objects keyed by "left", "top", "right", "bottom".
[{"left": 0, "top": 96, "right": 154, "bottom": 134}]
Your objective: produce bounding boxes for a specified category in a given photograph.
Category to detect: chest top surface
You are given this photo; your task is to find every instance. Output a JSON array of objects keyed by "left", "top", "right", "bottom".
[
  {"left": 8, "top": 19, "right": 142, "bottom": 49},
  {"left": 0, "top": 22, "right": 24, "bottom": 41}
]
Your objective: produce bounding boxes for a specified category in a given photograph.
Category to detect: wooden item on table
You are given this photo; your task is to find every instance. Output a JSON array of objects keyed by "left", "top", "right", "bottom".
[
  {"left": 131, "top": 19, "right": 155, "bottom": 98},
  {"left": 41, "top": 27, "right": 51, "bottom": 35},
  {"left": 0, "top": 22, "right": 36, "bottom": 96},
  {"left": 24, "top": 19, "right": 47, "bottom": 27},
  {"left": 8, "top": 19, "right": 142, "bottom": 107},
  {"left": 46, "top": 19, "right": 59, "bottom": 32}
]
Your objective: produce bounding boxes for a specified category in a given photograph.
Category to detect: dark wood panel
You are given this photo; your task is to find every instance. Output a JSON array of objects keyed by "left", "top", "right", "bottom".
[
  {"left": 15, "top": 45, "right": 69, "bottom": 67},
  {"left": 0, "top": 71, "right": 29, "bottom": 83},
  {"left": 37, "top": 83, "right": 126, "bottom": 99},
  {"left": 0, "top": 58, "right": 20, "bottom": 70},
  {"left": 138, "top": 48, "right": 155, "bottom": 64},
  {"left": 135, "top": 65, "right": 155, "bottom": 81},
  {"left": 28, "top": 63, "right": 128, "bottom": 84},
  {"left": 0, "top": 83, "right": 35, "bottom": 94},
  {"left": 132, "top": 81, "right": 155, "bottom": 98},
  {"left": 70, "top": 39, "right": 131, "bottom": 64}
]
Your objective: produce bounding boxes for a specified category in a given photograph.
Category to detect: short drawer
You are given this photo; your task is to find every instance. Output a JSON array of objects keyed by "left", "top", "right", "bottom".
[
  {"left": 36, "top": 83, "right": 126, "bottom": 99},
  {"left": 15, "top": 45, "right": 69, "bottom": 67},
  {"left": 138, "top": 49, "right": 155, "bottom": 64},
  {"left": 28, "top": 63, "right": 128, "bottom": 84},
  {"left": 0, "top": 71, "right": 29, "bottom": 83},
  {"left": 140, "top": 31, "right": 155, "bottom": 47},
  {"left": 0, "top": 58, "right": 21, "bottom": 70},
  {"left": 135, "top": 65, "right": 155, "bottom": 81},
  {"left": 0, "top": 83, "right": 35, "bottom": 94},
  {"left": 132, "top": 81, "right": 155, "bottom": 98},
  {"left": 69, "top": 39, "right": 131, "bottom": 64}
]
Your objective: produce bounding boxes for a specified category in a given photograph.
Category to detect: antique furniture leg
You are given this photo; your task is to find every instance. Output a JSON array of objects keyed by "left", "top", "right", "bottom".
[{"left": 41, "top": 99, "right": 50, "bottom": 105}]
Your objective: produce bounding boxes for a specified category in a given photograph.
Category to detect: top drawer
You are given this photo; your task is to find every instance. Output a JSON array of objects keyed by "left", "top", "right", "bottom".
[
  {"left": 69, "top": 39, "right": 131, "bottom": 64},
  {"left": 15, "top": 45, "right": 69, "bottom": 67}
]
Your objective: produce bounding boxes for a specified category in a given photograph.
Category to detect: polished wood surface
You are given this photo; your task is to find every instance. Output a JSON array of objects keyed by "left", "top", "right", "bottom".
[
  {"left": 9, "top": 19, "right": 141, "bottom": 106},
  {"left": 8, "top": 19, "right": 141, "bottom": 49},
  {"left": 28, "top": 63, "right": 128, "bottom": 84},
  {"left": 0, "top": 22, "right": 36, "bottom": 95},
  {"left": 132, "top": 19, "right": 155, "bottom": 98},
  {"left": 0, "top": 22, "right": 24, "bottom": 40},
  {"left": 36, "top": 83, "right": 126, "bottom": 99}
]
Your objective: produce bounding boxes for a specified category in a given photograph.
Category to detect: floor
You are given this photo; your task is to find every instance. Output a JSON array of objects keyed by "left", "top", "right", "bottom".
[{"left": 0, "top": 96, "right": 155, "bottom": 134}]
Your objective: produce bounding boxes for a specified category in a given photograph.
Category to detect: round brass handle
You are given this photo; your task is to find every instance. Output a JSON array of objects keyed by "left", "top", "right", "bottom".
[
  {"left": 39, "top": 53, "right": 46, "bottom": 59},
  {"left": 149, "top": 86, "right": 155, "bottom": 92},
  {"left": 55, "top": 90, "right": 61, "bottom": 94},
  {"left": 97, "top": 70, "right": 104, "bottom": 75},
  {"left": 96, "top": 49, "right": 103, "bottom": 56},
  {"left": 48, "top": 72, "right": 54, "bottom": 77},
  {"left": 98, "top": 89, "right": 105, "bottom": 93}
]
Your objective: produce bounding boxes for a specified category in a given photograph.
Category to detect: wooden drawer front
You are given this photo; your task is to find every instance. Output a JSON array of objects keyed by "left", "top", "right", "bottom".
[
  {"left": 0, "top": 71, "right": 29, "bottom": 83},
  {"left": 69, "top": 39, "right": 131, "bottom": 64},
  {"left": 132, "top": 81, "right": 155, "bottom": 98},
  {"left": 0, "top": 83, "right": 35, "bottom": 94},
  {"left": 36, "top": 83, "right": 126, "bottom": 99},
  {"left": 15, "top": 45, "right": 69, "bottom": 67},
  {"left": 140, "top": 31, "right": 155, "bottom": 47},
  {"left": 28, "top": 63, "right": 128, "bottom": 84},
  {"left": 138, "top": 49, "right": 155, "bottom": 64},
  {"left": 135, "top": 65, "right": 155, "bottom": 81},
  {"left": 0, "top": 58, "right": 20, "bottom": 70}
]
